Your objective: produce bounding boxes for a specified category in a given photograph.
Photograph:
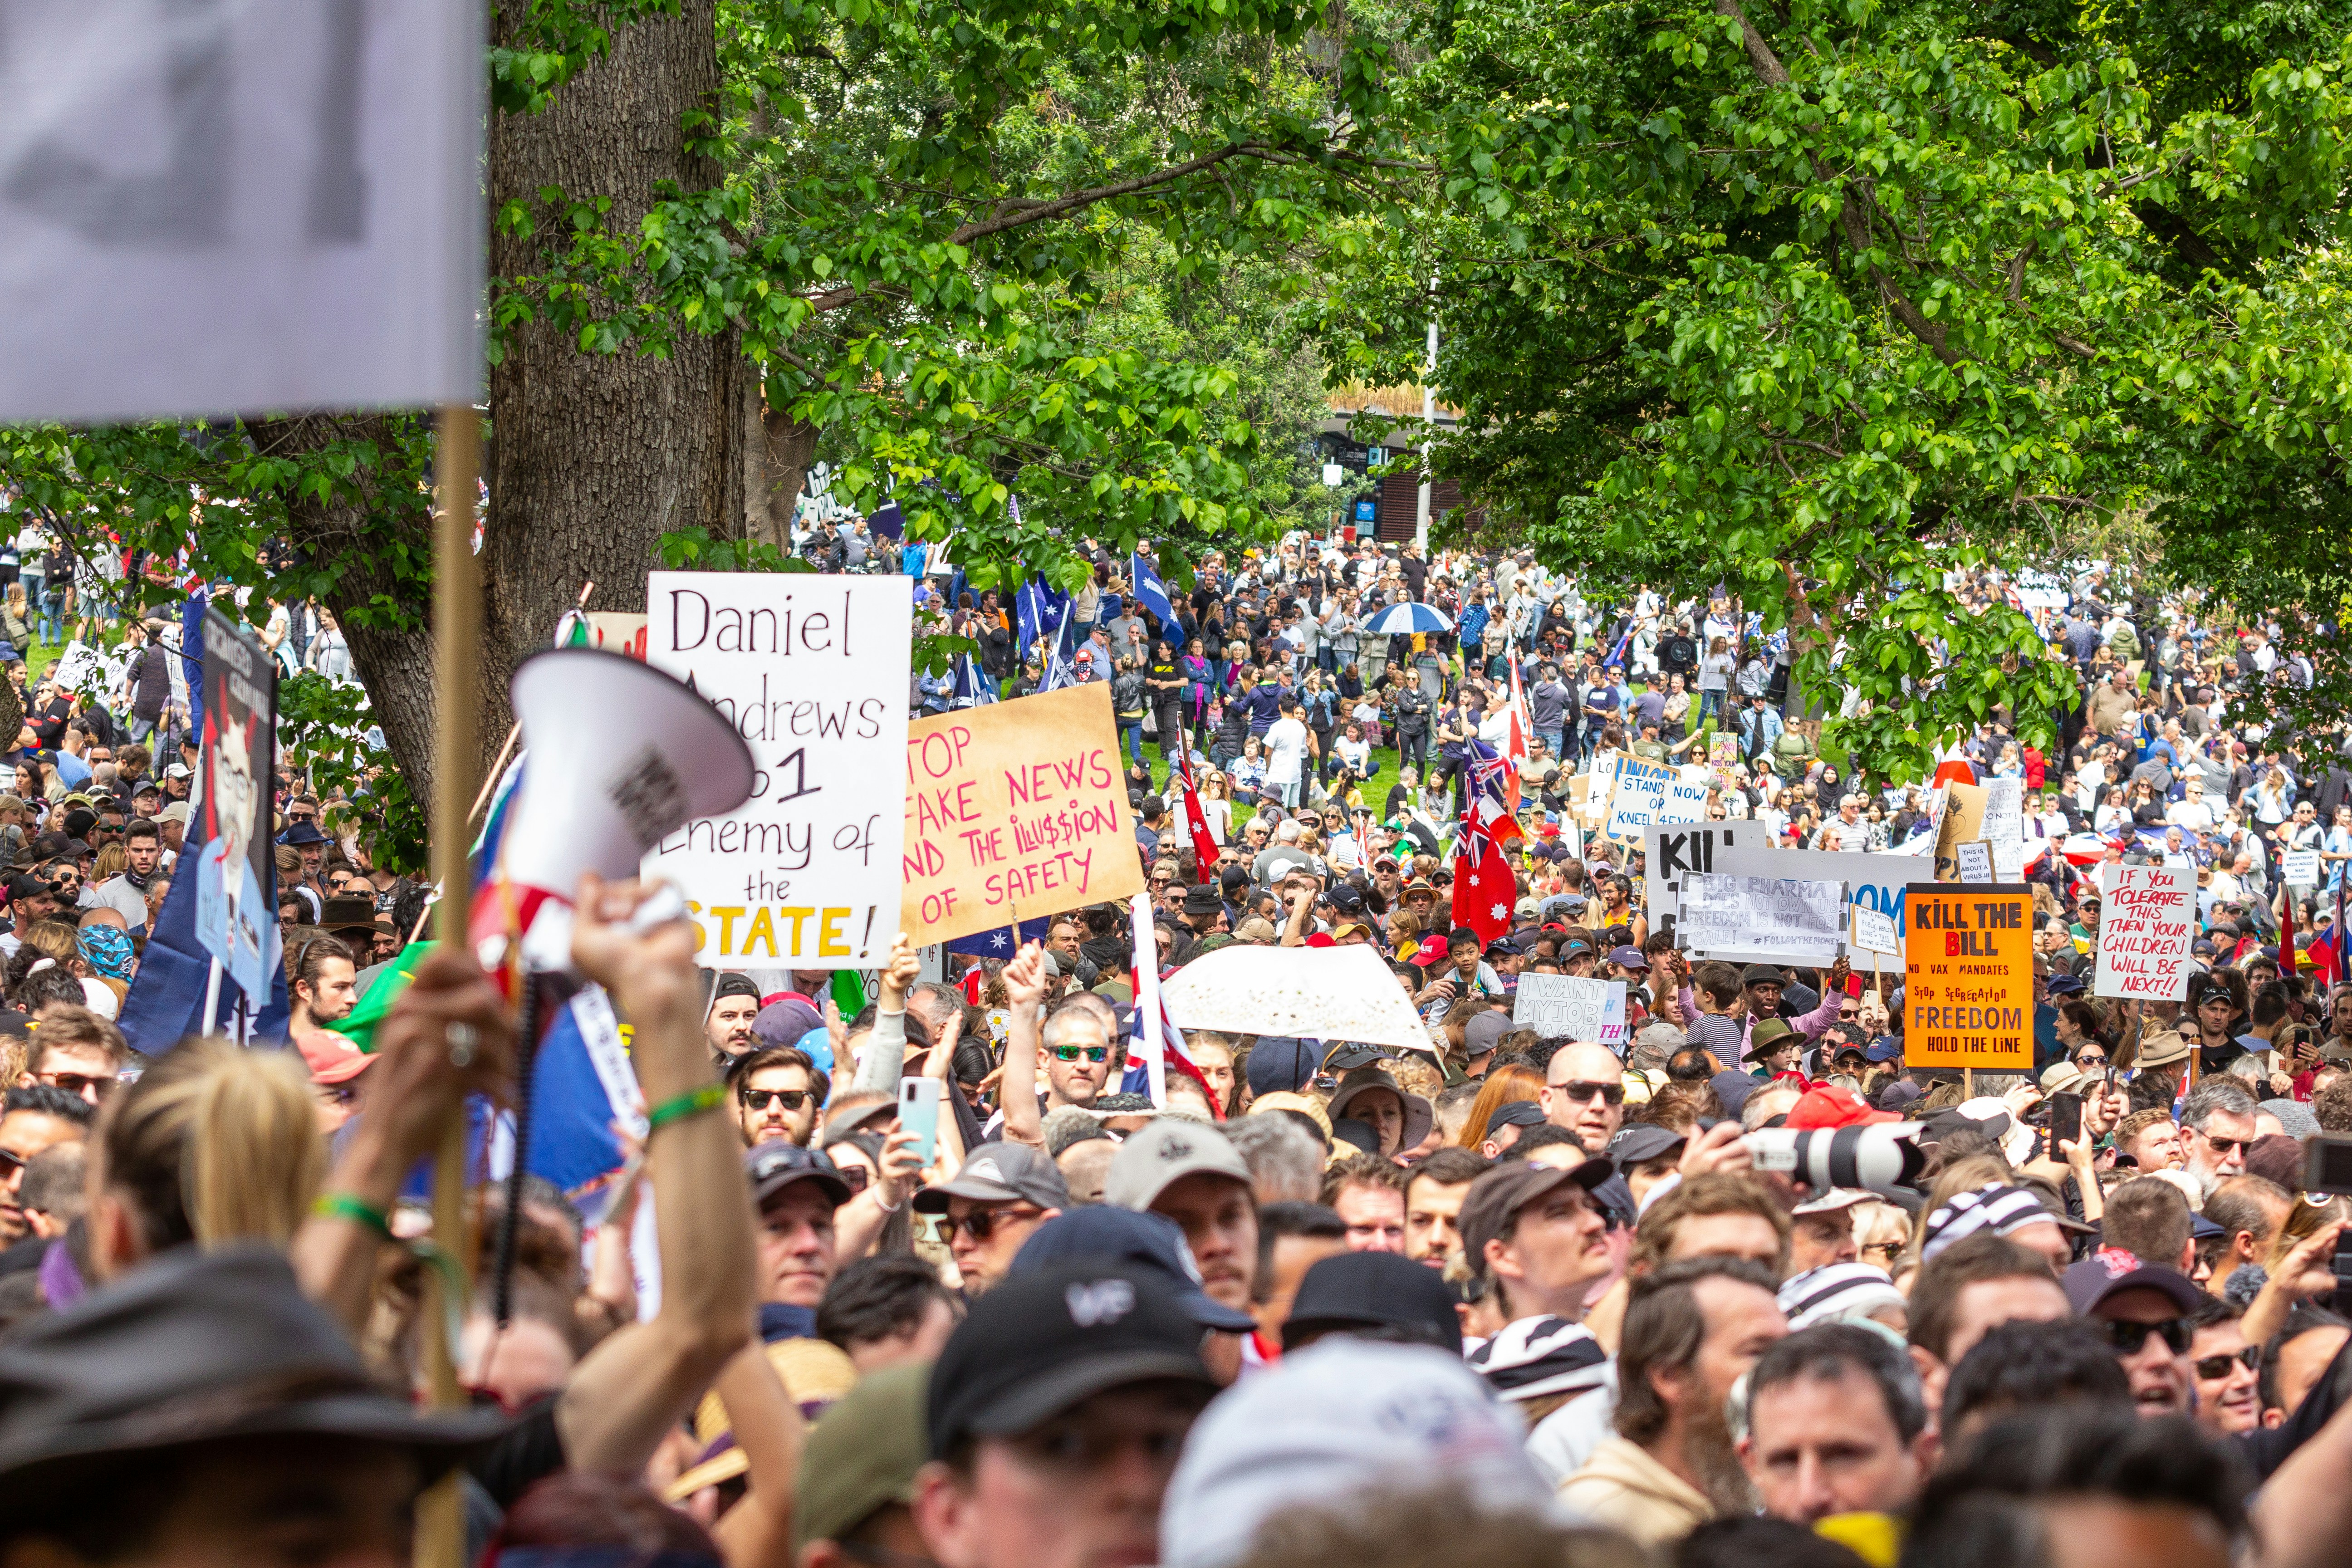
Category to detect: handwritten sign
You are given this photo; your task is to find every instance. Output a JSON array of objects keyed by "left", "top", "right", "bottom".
[
  {"left": 0, "top": 0, "right": 479, "bottom": 422},
  {"left": 1981, "top": 776, "right": 2026, "bottom": 878},
  {"left": 899, "top": 684, "right": 1144, "bottom": 943},
  {"left": 1903, "top": 882, "right": 2034, "bottom": 1071},
  {"left": 1955, "top": 840, "right": 1994, "bottom": 884},
  {"left": 2283, "top": 850, "right": 2322, "bottom": 886},
  {"left": 1644, "top": 826, "right": 1915, "bottom": 963},
  {"left": 1934, "top": 781, "right": 1987, "bottom": 881},
  {"left": 1513, "top": 974, "right": 1628, "bottom": 1048},
  {"left": 1603, "top": 756, "right": 1706, "bottom": 843},
  {"left": 1678, "top": 873, "right": 1847, "bottom": 964},
  {"left": 1851, "top": 905, "right": 1900, "bottom": 958},
  {"left": 2094, "top": 863, "right": 2195, "bottom": 1001},
  {"left": 642, "top": 572, "right": 910, "bottom": 967}
]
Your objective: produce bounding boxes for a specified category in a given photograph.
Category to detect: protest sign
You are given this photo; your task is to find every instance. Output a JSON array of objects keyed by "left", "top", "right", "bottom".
[
  {"left": 192, "top": 610, "right": 275, "bottom": 1003},
  {"left": 1580, "top": 753, "right": 1619, "bottom": 824},
  {"left": 1513, "top": 975, "right": 1628, "bottom": 1047},
  {"left": 1161, "top": 943, "right": 1435, "bottom": 1050},
  {"left": 1645, "top": 824, "right": 1915, "bottom": 963},
  {"left": 2283, "top": 850, "right": 2322, "bottom": 885},
  {"left": 1708, "top": 731, "right": 1740, "bottom": 766},
  {"left": 1981, "top": 776, "right": 2027, "bottom": 878},
  {"left": 1603, "top": 756, "right": 1706, "bottom": 843},
  {"left": 641, "top": 573, "right": 910, "bottom": 967},
  {"left": 1955, "top": 840, "right": 1994, "bottom": 884},
  {"left": 2094, "top": 863, "right": 2195, "bottom": 1001},
  {"left": 1903, "top": 882, "right": 2034, "bottom": 1071},
  {"left": 1851, "top": 904, "right": 1900, "bottom": 958},
  {"left": 0, "top": 0, "right": 479, "bottom": 422},
  {"left": 1934, "top": 781, "right": 1988, "bottom": 880},
  {"left": 1678, "top": 873, "right": 1846, "bottom": 964},
  {"left": 900, "top": 684, "right": 1144, "bottom": 943}
]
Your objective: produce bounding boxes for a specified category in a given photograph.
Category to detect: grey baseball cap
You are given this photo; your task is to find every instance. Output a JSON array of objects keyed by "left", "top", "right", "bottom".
[
  {"left": 912, "top": 1141, "right": 1072, "bottom": 1215},
  {"left": 1105, "top": 1120, "right": 1254, "bottom": 1212}
]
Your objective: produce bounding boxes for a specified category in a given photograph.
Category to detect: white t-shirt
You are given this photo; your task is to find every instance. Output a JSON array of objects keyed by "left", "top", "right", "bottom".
[{"left": 1264, "top": 717, "right": 1310, "bottom": 784}]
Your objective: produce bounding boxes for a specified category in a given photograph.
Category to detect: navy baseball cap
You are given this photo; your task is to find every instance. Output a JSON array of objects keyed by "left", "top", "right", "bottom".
[{"left": 1009, "top": 1207, "right": 1256, "bottom": 1332}]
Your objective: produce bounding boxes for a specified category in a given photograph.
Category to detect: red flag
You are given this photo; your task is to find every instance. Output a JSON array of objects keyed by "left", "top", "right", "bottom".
[
  {"left": 1174, "top": 747, "right": 1220, "bottom": 874},
  {"left": 1450, "top": 813, "right": 1517, "bottom": 944},
  {"left": 2281, "top": 894, "right": 2298, "bottom": 978},
  {"left": 1504, "top": 661, "right": 1530, "bottom": 815}
]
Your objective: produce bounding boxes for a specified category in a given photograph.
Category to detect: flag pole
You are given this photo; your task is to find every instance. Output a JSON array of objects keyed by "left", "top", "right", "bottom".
[{"left": 416, "top": 405, "right": 480, "bottom": 1568}]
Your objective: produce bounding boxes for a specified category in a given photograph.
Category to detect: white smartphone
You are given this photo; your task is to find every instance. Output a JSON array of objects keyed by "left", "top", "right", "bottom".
[{"left": 899, "top": 1077, "right": 943, "bottom": 1166}]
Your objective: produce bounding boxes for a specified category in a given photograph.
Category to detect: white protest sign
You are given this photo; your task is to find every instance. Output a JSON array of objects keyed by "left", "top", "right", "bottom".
[
  {"left": 1582, "top": 752, "right": 1619, "bottom": 823},
  {"left": 1645, "top": 824, "right": 1916, "bottom": 963},
  {"left": 1513, "top": 974, "right": 1628, "bottom": 1048},
  {"left": 1850, "top": 904, "right": 1901, "bottom": 957},
  {"left": 2095, "top": 862, "right": 2195, "bottom": 1000},
  {"left": 1955, "top": 840, "right": 1994, "bottom": 883},
  {"left": 1678, "top": 872, "right": 1847, "bottom": 964},
  {"left": 1981, "top": 776, "right": 2027, "bottom": 878},
  {"left": 1604, "top": 756, "right": 1705, "bottom": 843},
  {"left": 0, "top": 0, "right": 480, "bottom": 422},
  {"left": 2284, "top": 850, "right": 2322, "bottom": 885},
  {"left": 642, "top": 572, "right": 911, "bottom": 968}
]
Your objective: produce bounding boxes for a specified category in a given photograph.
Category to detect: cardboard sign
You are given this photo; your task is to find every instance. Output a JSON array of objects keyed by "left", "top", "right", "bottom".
[
  {"left": 192, "top": 609, "right": 275, "bottom": 1001},
  {"left": 1851, "top": 905, "right": 1900, "bottom": 957},
  {"left": 0, "top": 0, "right": 479, "bottom": 422},
  {"left": 1678, "top": 873, "right": 1846, "bottom": 964},
  {"left": 1513, "top": 974, "right": 1628, "bottom": 1047},
  {"left": 1955, "top": 840, "right": 1994, "bottom": 884},
  {"left": 900, "top": 684, "right": 1145, "bottom": 943},
  {"left": 1644, "top": 824, "right": 1916, "bottom": 963},
  {"left": 2094, "top": 863, "right": 2195, "bottom": 1001},
  {"left": 1934, "top": 781, "right": 1988, "bottom": 880},
  {"left": 641, "top": 572, "right": 911, "bottom": 967},
  {"left": 1903, "top": 882, "right": 2034, "bottom": 1071},
  {"left": 1981, "top": 777, "right": 2026, "bottom": 879},
  {"left": 1603, "top": 755, "right": 1706, "bottom": 843},
  {"left": 2283, "top": 850, "right": 2322, "bottom": 885}
]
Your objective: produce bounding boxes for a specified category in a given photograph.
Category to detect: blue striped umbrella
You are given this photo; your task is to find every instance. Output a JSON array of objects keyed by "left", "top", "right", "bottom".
[{"left": 1363, "top": 601, "right": 1455, "bottom": 636}]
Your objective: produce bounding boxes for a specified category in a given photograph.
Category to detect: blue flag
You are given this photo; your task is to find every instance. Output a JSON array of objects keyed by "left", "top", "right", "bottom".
[
  {"left": 1130, "top": 551, "right": 1179, "bottom": 636},
  {"left": 952, "top": 655, "right": 998, "bottom": 708},
  {"left": 118, "top": 835, "right": 289, "bottom": 1053},
  {"left": 947, "top": 917, "right": 1053, "bottom": 960},
  {"left": 1016, "top": 577, "right": 1071, "bottom": 660},
  {"left": 1039, "top": 601, "right": 1080, "bottom": 691}
]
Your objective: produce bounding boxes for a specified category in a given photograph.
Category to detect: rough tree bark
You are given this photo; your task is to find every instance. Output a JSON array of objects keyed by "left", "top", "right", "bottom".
[
  {"left": 750, "top": 393, "right": 818, "bottom": 551},
  {"left": 480, "top": 0, "right": 744, "bottom": 795}
]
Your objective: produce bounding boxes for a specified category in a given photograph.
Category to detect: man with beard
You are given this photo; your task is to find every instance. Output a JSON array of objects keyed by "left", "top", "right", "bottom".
[
  {"left": 1558, "top": 1256, "right": 1789, "bottom": 1548},
  {"left": 705, "top": 971, "right": 763, "bottom": 1060},
  {"left": 1105, "top": 1121, "right": 1258, "bottom": 1382}
]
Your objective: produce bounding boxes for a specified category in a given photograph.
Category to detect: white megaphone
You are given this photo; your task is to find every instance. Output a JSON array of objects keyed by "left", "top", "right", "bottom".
[{"left": 471, "top": 647, "right": 755, "bottom": 977}]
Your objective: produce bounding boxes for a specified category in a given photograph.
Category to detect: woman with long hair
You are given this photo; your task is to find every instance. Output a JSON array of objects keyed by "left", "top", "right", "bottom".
[{"left": 1456, "top": 1063, "right": 1544, "bottom": 1153}]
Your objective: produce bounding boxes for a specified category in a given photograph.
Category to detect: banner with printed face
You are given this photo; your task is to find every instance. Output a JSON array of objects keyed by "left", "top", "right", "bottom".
[
  {"left": 193, "top": 609, "right": 275, "bottom": 1000},
  {"left": 641, "top": 573, "right": 910, "bottom": 968},
  {"left": 1903, "top": 882, "right": 2034, "bottom": 1071},
  {"left": 900, "top": 684, "right": 1145, "bottom": 944},
  {"left": 2094, "top": 863, "right": 2195, "bottom": 1001},
  {"left": 0, "top": 0, "right": 480, "bottom": 422}
]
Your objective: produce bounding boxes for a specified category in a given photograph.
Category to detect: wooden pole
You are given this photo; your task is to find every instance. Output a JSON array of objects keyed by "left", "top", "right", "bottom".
[{"left": 415, "top": 406, "right": 480, "bottom": 1568}]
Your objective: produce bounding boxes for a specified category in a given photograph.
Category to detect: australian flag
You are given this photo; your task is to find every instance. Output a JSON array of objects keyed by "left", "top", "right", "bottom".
[
  {"left": 951, "top": 654, "right": 998, "bottom": 708},
  {"left": 1039, "top": 601, "right": 1081, "bottom": 691},
  {"left": 948, "top": 917, "right": 1053, "bottom": 960},
  {"left": 1130, "top": 550, "right": 1180, "bottom": 638},
  {"left": 1016, "top": 577, "right": 1073, "bottom": 662}
]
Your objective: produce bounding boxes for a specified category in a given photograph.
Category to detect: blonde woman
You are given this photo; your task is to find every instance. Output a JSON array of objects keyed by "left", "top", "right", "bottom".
[
  {"left": 0, "top": 583, "right": 31, "bottom": 653},
  {"left": 1198, "top": 770, "right": 1234, "bottom": 843}
]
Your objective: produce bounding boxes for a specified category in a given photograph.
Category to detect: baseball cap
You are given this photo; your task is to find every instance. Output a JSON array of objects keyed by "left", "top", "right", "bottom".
[
  {"left": 1464, "top": 1314, "right": 1609, "bottom": 1402},
  {"left": 925, "top": 1262, "right": 1214, "bottom": 1460},
  {"left": 1480, "top": 1098, "right": 1548, "bottom": 1141},
  {"left": 2062, "top": 1246, "right": 2203, "bottom": 1316},
  {"left": 1158, "top": 1341, "right": 1550, "bottom": 1568},
  {"left": 745, "top": 1142, "right": 855, "bottom": 1209},
  {"left": 1778, "top": 1263, "right": 1909, "bottom": 1330},
  {"left": 1280, "top": 1251, "right": 1463, "bottom": 1352},
  {"left": 1791, "top": 1187, "right": 1874, "bottom": 1217},
  {"left": 912, "top": 1141, "right": 1072, "bottom": 1215},
  {"left": 1464, "top": 1011, "right": 1514, "bottom": 1060},
  {"left": 1607, "top": 946, "right": 1649, "bottom": 970},
  {"left": 157, "top": 802, "right": 190, "bottom": 826},
  {"left": 1921, "top": 1184, "right": 2063, "bottom": 1262},
  {"left": 1784, "top": 1085, "right": 1901, "bottom": 1130},
  {"left": 1105, "top": 1120, "right": 1253, "bottom": 1212},
  {"left": 1457, "top": 1158, "right": 1614, "bottom": 1276},
  {"left": 1605, "top": 1123, "right": 1688, "bottom": 1167},
  {"left": 2046, "top": 974, "right": 2087, "bottom": 996},
  {"left": 1246, "top": 1037, "right": 1316, "bottom": 1095},
  {"left": 297, "top": 1034, "right": 374, "bottom": 1087},
  {"left": 1320, "top": 1042, "right": 1385, "bottom": 1073},
  {"left": 1010, "top": 1207, "right": 1256, "bottom": 1332}
]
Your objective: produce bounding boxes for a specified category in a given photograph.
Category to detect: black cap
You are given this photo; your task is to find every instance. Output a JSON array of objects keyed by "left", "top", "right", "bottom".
[
  {"left": 1320, "top": 1042, "right": 1384, "bottom": 1073},
  {"left": 1181, "top": 884, "right": 1224, "bottom": 918},
  {"left": 1281, "top": 1250, "right": 1464, "bottom": 1353},
  {"left": 1008, "top": 1208, "right": 1255, "bottom": 1332},
  {"left": 1481, "top": 1098, "right": 1548, "bottom": 1140},
  {"left": 0, "top": 1244, "right": 503, "bottom": 1520},
  {"left": 926, "top": 1263, "right": 1215, "bottom": 1458},
  {"left": 745, "top": 1142, "right": 854, "bottom": 1208}
]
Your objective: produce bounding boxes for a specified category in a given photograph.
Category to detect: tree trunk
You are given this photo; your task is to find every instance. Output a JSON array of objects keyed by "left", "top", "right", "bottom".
[
  {"left": 483, "top": 0, "right": 743, "bottom": 788},
  {"left": 751, "top": 394, "right": 818, "bottom": 551}
]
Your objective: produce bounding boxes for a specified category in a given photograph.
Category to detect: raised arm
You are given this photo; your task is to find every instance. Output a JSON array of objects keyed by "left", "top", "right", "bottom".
[{"left": 998, "top": 941, "right": 1049, "bottom": 1149}]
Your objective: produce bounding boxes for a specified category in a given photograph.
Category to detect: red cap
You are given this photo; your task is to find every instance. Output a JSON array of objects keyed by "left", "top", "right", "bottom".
[
  {"left": 1784, "top": 1085, "right": 1899, "bottom": 1131},
  {"left": 299, "top": 1033, "right": 375, "bottom": 1086}
]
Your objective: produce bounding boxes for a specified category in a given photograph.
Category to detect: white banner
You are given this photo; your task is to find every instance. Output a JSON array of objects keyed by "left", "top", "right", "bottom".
[
  {"left": 1981, "top": 776, "right": 2026, "bottom": 878},
  {"left": 1513, "top": 974, "right": 1628, "bottom": 1047},
  {"left": 1645, "top": 824, "right": 1917, "bottom": 963},
  {"left": 2095, "top": 862, "right": 2195, "bottom": 1001},
  {"left": 1603, "top": 755, "right": 1707, "bottom": 843},
  {"left": 642, "top": 572, "right": 911, "bottom": 968},
  {"left": 1678, "top": 872, "right": 1846, "bottom": 964},
  {"left": 0, "top": 0, "right": 481, "bottom": 423},
  {"left": 1850, "top": 904, "right": 1900, "bottom": 957},
  {"left": 2284, "top": 850, "right": 2321, "bottom": 885}
]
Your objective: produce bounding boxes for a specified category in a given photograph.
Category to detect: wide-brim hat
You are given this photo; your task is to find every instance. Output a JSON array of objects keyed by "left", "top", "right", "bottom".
[
  {"left": 1744, "top": 1017, "right": 1800, "bottom": 1061},
  {"left": 1326, "top": 1068, "right": 1434, "bottom": 1153}
]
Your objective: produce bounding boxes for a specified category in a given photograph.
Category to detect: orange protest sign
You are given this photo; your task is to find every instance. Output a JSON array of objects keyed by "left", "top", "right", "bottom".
[
  {"left": 1901, "top": 882, "right": 2034, "bottom": 1072},
  {"left": 900, "top": 683, "right": 1145, "bottom": 944}
]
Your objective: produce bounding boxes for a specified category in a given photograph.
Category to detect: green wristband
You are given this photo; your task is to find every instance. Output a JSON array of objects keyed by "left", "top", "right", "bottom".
[
  {"left": 313, "top": 1191, "right": 395, "bottom": 1243},
  {"left": 646, "top": 1083, "right": 727, "bottom": 1132}
]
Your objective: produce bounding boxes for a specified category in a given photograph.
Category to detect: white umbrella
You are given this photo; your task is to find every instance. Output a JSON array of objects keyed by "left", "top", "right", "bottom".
[
  {"left": 1161, "top": 943, "right": 1436, "bottom": 1051},
  {"left": 1362, "top": 602, "right": 1455, "bottom": 637}
]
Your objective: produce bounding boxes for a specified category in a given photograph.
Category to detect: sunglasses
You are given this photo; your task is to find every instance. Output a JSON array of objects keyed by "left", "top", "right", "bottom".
[
  {"left": 2075, "top": 1053, "right": 2108, "bottom": 1067},
  {"left": 39, "top": 1072, "right": 112, "bottom": 1100},
  {"left": 1549, "top": 1079, "right": 1625, "bottom": 1107},
  {"left": 0, "top": 1147, "right": 22, "bottom": 1174},
  {"left": 1052, "top": 1045, "right": 1110, "bottom": 1063},
  {"left": 2097, "top": 1316, "right": 2192, "bottom": 1357},
  {"left": 2196, "top": 1132, "right": 2251, "bottom": 1156},
  {"left": 740, "top": 1088, "right": 815, "bottom": 1113},
  {"left": 939, "top": 1205, "right": 1045, "bottom": 1244},
  {"left": 2194, "top": 1344, "right": 2260, "bottom": 1380}
]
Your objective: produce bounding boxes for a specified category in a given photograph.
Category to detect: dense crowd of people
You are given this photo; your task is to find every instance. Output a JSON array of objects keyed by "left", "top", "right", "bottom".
[{"left": 0, "top": 529, "right": 2346, "bottom": 1568}]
